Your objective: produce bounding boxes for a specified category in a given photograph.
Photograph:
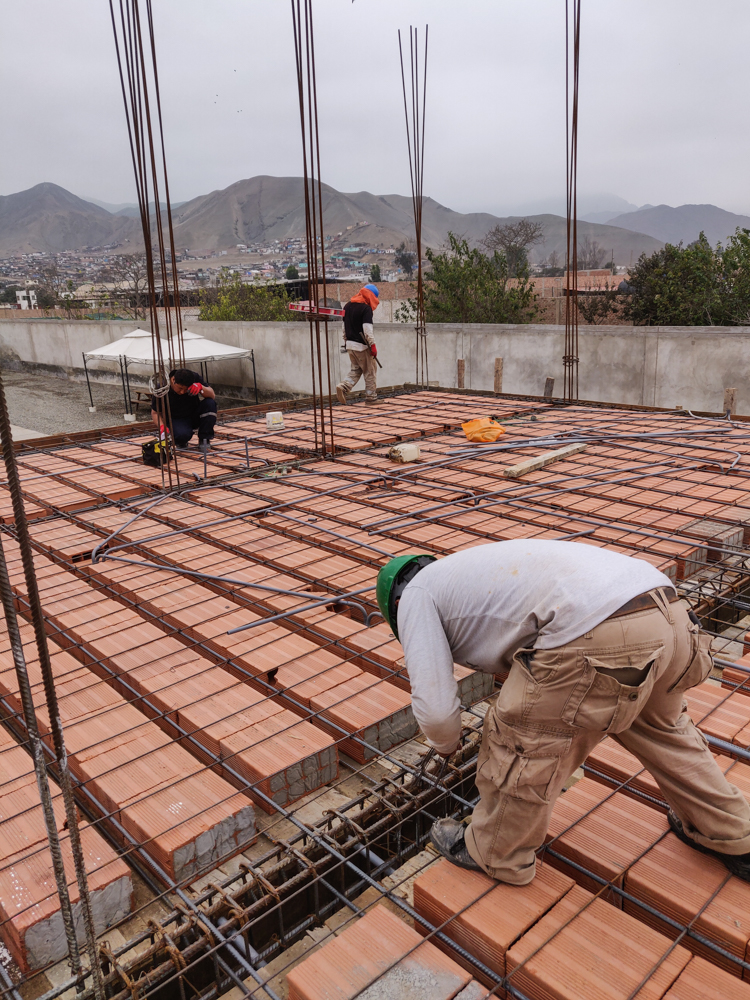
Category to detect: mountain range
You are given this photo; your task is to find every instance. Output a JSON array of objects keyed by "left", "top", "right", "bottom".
[
  {"left": 1, "top": 177, "right": 749, "bottom": 263},
  {"left": 606, "top": 204, "right": 750, "bottom": 247}
]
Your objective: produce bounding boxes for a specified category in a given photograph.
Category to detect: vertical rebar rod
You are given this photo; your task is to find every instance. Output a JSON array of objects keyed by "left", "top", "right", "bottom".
[
  {"left": 291, "top": 0, "right": 335, "bottom": 458},
  {"left": 0, "top": 371, "right": 106, "bottom": 1000},
  {"left": 291, "top": 0, "right": 320, "bottom": 453},
  {"left": 398, "top": 26, "right": 429, "bottom": 388},
  {"left": 563, "top": 0, "right": 581, "bottom": 400},
  {"left": 109, "top": 0, "right": 181, "bottom": 490},
  {"left": 308, "top": 0, "right": 336, "bottom": 457}
]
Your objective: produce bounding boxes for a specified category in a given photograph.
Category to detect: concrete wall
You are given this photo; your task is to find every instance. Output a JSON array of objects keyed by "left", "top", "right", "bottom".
[{"left": 1, "top": 318, "right": 748, "bottom": 414}]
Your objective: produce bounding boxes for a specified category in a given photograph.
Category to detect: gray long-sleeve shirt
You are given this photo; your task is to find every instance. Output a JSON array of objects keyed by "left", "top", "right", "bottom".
[{"left": 396, "top": 540, "right": 674, "bottom": 754}]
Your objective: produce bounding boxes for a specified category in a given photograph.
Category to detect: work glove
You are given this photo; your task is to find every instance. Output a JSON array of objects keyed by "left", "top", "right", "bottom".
[
  {"left": 370, "top": 344, "right": 377, "bottom": 358},
  {"left": 188, "top": 382, "right": 203, "bottom": 396}
]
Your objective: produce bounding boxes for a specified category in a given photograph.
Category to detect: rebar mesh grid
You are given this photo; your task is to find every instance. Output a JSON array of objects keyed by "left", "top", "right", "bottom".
[{"left": 3, "top": 390, "right": 750, "bottom": 1000}]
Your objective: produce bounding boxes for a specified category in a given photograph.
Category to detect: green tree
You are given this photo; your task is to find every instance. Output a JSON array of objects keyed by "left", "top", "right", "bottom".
[
  {"left": 623, "top": 231, "right": 750, "bottom": 326},
  {"left": 285, "top": 264, "right": 299, "bottom": 279},
  {"left": 481, "top": 219, "right": 545, "bottom": 278},
  {"left": 199, "top": 270, "right": 294, "bottom": 321},
  {"left": 36, "top": 287, "right": 57, "bottom": 311},
  {"left": 577, "top": 281, "right": 624, "bottom": 325},
  {"left": 715, "top": 227, "right": 750, "bottom": 324},
  {"left": 423, "top": 232, "right": 539, "bottom": 324},
  {"left": 394, "top": 242, "right": 416, "bottom": 277},
  {"left": 0, "top": 285, "right": 20, "bottom": 304},
  {"left": 369, "top": 262, "right": 381, "bottom": 283}
]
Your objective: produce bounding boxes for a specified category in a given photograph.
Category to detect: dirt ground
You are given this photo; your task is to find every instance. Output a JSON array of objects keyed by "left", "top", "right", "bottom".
[{"left": 0, "top": 369, "right": 261, "bottom": 437}]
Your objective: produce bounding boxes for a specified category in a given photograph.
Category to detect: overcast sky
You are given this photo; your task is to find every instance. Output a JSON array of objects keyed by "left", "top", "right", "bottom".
[{"left": 2, "top": 0, "right": 750, "bottom": 217}]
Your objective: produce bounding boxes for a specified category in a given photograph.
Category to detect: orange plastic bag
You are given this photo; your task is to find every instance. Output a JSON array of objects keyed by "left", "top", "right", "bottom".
[{"left": 461, "top": 417, "right": 505, "bottom": 443}]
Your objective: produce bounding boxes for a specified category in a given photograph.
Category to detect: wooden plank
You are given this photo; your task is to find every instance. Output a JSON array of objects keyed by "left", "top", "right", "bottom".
[{"left": 503, "top": 442, "right": 588, "bottom": 479}]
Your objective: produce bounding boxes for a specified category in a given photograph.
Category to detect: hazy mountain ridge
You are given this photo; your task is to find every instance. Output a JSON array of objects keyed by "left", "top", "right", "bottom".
[
  {"left": 606, "top": 203, "right": 750, "bottom": 247},
  {"left": 0, "top": 183, "right": 139, "bottom": 255},
  {"left": 0, "top": 176, "right": 666, "bottom": 262}
]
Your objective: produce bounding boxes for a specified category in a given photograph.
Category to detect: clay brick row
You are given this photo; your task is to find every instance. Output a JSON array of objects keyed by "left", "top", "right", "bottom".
[
  {"left": 0, "top": 552, "right": 256, "bottom": 883},
  {"left": 286, "top": 903, "right": 487, "bottom": 1000},
  {"left": 545, "top": 776, "right": 750, "bottom": 978},
  {"left": 0, "top": 725, "right": 133, "bottom": 972},
  {"left": 415, "top": 844, "right": 750, "bottom": 997},
  {"left": 7, "top": 540, "right": 337, "bottom": 811},
  {"left": 23, "top": 517, "right": 420, "bottom": 767},
  {"left": 244, "top": 466, "right": 683, "bottom": 581},
  {"left": 412, "top": 858, "right": 692, "bottom": 1000},
  {"left": 74, "top": 508, "right": 493, "bottom": 710},
  {"left": 80, "top": 551, "right": 417, "bottom": 763},
  {"left": 0, "top": 484, "right": 47, "bottom": 524},
  {"left": 17, "top": 454, "right": 147, "bottom": 502}
]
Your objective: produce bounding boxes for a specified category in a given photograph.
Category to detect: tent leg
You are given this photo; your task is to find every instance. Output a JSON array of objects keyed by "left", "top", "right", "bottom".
[
  {"left": 124, "top": 359, "right": 132, "bottom": 410},
  {"left": 118, "top": 358, "right": 128, "bottom": 410},
  {"left": 82, "top": 353, "right": 96, "bottom": 411},
  {"left": 122, "top": 359, "right": 136, "bottom": 422}
]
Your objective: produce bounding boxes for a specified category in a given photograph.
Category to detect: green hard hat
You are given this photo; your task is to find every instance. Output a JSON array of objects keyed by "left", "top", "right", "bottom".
[{"left": 376, "top": 554, "right": 436, "bottom": 640}]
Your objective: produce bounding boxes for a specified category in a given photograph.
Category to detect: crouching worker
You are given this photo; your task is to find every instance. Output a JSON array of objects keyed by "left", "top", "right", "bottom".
[
  {"left": 376, "top": 540, "right": 750, "bottom": 885},
  {"left": 151, "top": 368, "right": 217, "bottom": 449},
  {"left": 336, "top": 283, "right": 379, "bottom": 406}
]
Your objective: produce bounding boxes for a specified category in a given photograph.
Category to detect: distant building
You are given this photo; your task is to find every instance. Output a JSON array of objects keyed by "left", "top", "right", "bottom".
[{"left": 16, "top": 288, "right": 37, "bottom": 309}]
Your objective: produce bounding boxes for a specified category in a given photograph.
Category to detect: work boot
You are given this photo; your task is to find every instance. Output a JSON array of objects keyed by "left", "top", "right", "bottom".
[
  {"left": 668, "top": 810, "right": 750, "bottom": 882},
  {"left": 336, "top": 383, "right": 349, "bottom": 405},
  {"left": 365, "top": 395, "right": 379, "bottom": 406},
  {"left": 430, "top": 818, "right": 483, "bottom": 872}
]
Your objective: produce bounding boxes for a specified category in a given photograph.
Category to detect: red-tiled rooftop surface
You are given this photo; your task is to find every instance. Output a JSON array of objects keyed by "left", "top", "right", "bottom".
[{"left": 6, "top": 390, "right": 750, "bottom": 991}]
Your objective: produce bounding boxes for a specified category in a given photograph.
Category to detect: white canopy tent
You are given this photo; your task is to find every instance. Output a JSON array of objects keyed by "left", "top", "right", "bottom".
[
  {"left": 168, "top": 331, "right": 257, "bottom": 404},
  {"left": 82, "top": 328, "right": 258, "bottom": 417},
  {"left": 169, "top": 330, "right": 252, "bottom": 363},
  {"left": 84, "top": 328, "right": 170, "bottom": 364},
  {"left": 82, "top": 328, "right": 170, "bottom": 419}
]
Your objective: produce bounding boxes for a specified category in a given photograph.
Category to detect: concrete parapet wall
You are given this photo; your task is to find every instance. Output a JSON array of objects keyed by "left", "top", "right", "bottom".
[{"left": 1, "top": 318, "right": 749, "bottom": 414}]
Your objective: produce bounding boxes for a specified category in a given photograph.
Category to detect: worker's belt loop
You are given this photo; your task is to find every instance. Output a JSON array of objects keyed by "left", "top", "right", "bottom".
[{"left": 650, "top": 587, "right": 674, "bottom": 625}]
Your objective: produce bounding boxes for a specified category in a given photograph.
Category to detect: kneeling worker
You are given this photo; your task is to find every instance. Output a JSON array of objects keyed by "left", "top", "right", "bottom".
[
  {"left": 151, "top": 368, "right": 217, "bottom": 449},
  {"left": 336, "top": 283, "right": 379, "bottom": 406},
  {"left": 376, "top": 540, "right": 750, "bottom": 884}
]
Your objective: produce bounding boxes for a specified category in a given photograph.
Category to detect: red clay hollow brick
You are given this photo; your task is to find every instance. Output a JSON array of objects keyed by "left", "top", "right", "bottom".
[
  {"left": 664, "top": 956, "right": 750, "bottom": 999},
  {"left": 286, "top": 903, "right": 477, "bottom": 1000},
  {"left": 413, "top": 857, "right": 575, "bottom": 985},
  {"left": 506, "top": 883, "right": 691, "bottom": 1000}
]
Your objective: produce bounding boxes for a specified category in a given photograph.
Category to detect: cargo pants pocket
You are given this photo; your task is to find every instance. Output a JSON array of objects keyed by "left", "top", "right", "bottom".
[
  {"left": 561, "top": 643, "right": 663, "bottom": 734},
  {"left": 479, "top": 715, "right": 572, "bottom": 805},
  {"left": 668, "top": 625, "right": 714, "bottom": 694}
]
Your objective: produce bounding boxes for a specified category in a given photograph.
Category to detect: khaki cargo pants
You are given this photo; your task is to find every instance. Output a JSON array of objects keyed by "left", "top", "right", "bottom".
[
  {"left": 465, "top": 590, "right": 750, "bottom": 884},
  {"left": 339, "top": 348, "right": 377, "bottom": 401}
]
